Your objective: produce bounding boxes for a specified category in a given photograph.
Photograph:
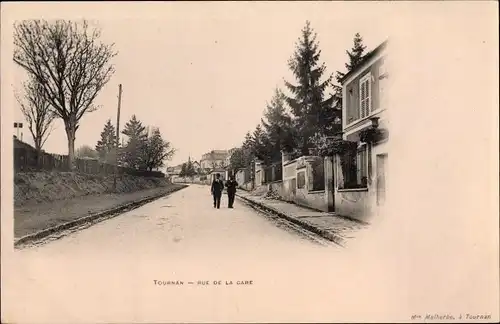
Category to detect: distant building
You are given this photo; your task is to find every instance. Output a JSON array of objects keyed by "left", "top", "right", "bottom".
[
  {"left": 166, "top": 163, "right": 184, "bottom": 182},
  {"left": 192, "top": 160, "right": 201, "bottom": 173},
  {"left": 200, "top": 150, "right": 228, "bottom": 169}
]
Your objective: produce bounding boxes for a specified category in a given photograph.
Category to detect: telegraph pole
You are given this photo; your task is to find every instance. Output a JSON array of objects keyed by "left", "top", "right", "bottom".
[{"left": 113, "top": 84, "right": 123, "bottom": 191}]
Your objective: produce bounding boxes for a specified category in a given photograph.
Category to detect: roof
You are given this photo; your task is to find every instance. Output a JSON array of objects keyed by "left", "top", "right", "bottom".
[
  {"left": 201, "top": 151, "right": 228, "bottom": 160},
  {"left": 13, "top": 136, "right": 36, "bottom": 150},
  {"left": 340, "top": 40, "right": 388, "bottom": 85}
]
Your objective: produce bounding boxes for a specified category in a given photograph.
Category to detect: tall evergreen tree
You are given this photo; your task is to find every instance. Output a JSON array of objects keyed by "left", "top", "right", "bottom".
[
  {"left": 261, "top": 88, "right": 295, "bottom": 161},
  {"left": 333, "top": 33, "right": 367, "bottom": 111},
  {"left": 284, "top": 21, "right": 336, "bottom": 156},
  {"left": 251, "top": 124, "right": 270, "bottom": 163},
  {"left": 122, "top": 115, "right": 147, "bottom": 140},
  {"left": 95, "top": 119, "right": 117, "bottom": 163},
  {"left": 241, "top": 131, "right": 255, "bottom": 167},
  {"left": 121, "top": 115, "right": 147, "bottom": 168},
  {"left": 311, "top": 34, "right": 367, "bottom": 159},
  {"left": 344, "top": 33, "right": 367, "bottom": 73},
  {"left": 229, "top": 147, "right": 246, "bottom": 172}
]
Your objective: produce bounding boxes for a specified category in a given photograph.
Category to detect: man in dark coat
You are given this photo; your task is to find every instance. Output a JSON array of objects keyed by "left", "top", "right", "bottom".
[
  {"left": 211, "top": 173, "right": 224, "bottom": 209},
  {"left": 225, "top": 175, "right": 238, "bottom": 208}
]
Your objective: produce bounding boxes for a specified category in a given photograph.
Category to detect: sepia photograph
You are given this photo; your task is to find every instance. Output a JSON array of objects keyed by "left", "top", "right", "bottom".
[{"left": 1, "top": 1, "right": 498, "bottom": 323}]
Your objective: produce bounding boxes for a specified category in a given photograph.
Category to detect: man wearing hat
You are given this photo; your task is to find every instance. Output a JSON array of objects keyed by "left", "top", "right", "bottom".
[{"left": 210, "top": 173, "right": 224, "bottom": 209}]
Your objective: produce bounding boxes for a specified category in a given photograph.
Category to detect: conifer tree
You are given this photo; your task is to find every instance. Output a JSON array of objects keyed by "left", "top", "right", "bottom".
[
  {"left": 261, "top": 88, "right": 295, "bottom": 161},
  {"left": 121, "top": 115, "right": 147, "bottom": 168},
  {"left": 334, "top": 33, "right": 367, "bottom": 112},
  {"left": 229, "top": 148, "right": 246, "bottom": 172},
  {"left": 251, "top": 124, "right": 270, "bottom": 163},
  {"left": 241, "top": 132, "right": 255, "bottom": 168},
  {"left": 284, "top": 21, "right": 336, "bottom": 155},
  {"left": 95, "top": 119, "right": 117, "bottom": 163}
]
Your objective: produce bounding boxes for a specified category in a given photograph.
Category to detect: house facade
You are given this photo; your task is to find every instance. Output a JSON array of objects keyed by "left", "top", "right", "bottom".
[
  {"left": 243, "top": 41, "right": 388, "bottom": 223},
  {"left": 334, "top": 40, "right": 389, "bottom": 222},
  {"left": 166, "top": 164, "right": 183, "bottom": 182},
  {"left": 200, "top": 150, "right": 228, "bottom": 169},
  {"left": 191, "top": 160, "right": 201, "bottom": 173}
]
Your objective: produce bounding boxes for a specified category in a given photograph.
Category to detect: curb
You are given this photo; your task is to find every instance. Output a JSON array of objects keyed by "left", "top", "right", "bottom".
[
  {"left": 14, "top": 185, "right": 188, "bottom": 248},
  {"left": 236, "top": 193, "right": 346, "bottom": 247}
]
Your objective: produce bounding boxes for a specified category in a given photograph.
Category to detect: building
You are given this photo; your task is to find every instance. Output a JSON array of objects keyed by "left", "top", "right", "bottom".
[
  {"left": 246, "top": 40, "right": 389, "bottom": 222},
  {"left": 200, "top": 150, "right": 228, "bottom": 169},
  {"left": 334, "top": 40, "right": 389, "bottom": 221},
  {"left": 191, "top": 160, "right": 201, "bottom": 173},
  {"left": 166, "top": 164, "right": 183, "bottom": 182}
]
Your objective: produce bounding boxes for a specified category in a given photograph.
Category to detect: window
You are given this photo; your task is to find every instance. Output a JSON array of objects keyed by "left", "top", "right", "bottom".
[
  {"left": 359, "top": 73, "right": 372, "bottom": 118},
  {"left": 338, "top": 145, "right": 368, "bottom": 189}
]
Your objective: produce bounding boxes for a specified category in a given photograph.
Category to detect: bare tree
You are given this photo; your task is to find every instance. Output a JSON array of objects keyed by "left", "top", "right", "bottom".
[
  {"left": 13, "top": 19, "right": 117, "bottom": 170},
  {"left": 15, "top": 77, "right": 56, "bottom": 167}
]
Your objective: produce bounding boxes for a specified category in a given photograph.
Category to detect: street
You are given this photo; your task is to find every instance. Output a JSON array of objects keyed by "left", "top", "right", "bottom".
[
  {"left": 17, "top": 184, "right": 337, "bottom": 256},
  {"left": 7, "top": 185, "right": 399, "bottom": 323}
]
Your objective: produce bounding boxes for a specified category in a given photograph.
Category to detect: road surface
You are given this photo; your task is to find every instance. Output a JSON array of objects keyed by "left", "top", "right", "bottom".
[
  {"left": 17, "top": 184, "right": 338, "bottom": 255},
  {"left": 7, "top": 185, "right": 391, "bottom": 323}
]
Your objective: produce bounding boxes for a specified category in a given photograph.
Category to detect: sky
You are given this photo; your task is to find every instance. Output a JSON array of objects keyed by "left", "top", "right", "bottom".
[{"left": 8, "top": 2, "right": 391, "bottom": 168}]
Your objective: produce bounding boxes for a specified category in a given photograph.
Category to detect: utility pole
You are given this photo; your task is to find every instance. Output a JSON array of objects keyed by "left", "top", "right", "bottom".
[{"left": 113, "top": 84, "right": 123, "bottom": 191}]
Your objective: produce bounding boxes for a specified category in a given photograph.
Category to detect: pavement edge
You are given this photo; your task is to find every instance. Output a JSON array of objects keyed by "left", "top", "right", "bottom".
[
  {"left": 236, "top": 193, "right": 346, "bottom": 247},
  {"left": 14, "top": 184, "right": 188, "bottom": 248}
]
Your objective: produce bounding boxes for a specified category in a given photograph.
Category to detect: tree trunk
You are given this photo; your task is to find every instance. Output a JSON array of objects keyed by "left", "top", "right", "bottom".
[
  {"left": 35, "top": 141, "right": 42, "bottom": 170},
  {"left": 66, "top": 127, "right": 76, "bottom": 171}
]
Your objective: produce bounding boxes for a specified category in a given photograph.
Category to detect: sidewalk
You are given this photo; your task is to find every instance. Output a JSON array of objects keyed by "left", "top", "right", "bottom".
[
  {"left": 236, "top": 190, "right": 367, "bottom": 247},
  {"left": 14, "top": 184, "right": 187, "bottom": 239}
]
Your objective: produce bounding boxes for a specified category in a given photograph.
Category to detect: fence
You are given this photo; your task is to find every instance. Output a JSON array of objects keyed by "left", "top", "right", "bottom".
[
  {"left": 338, "top": 149, "right": 368, "bottom": 189},
  {"left": 14, "top": 147, "right": 165, "bottom": 178},
  {"left": 262, "top": 162, "right": 283, "bottom": 183}
]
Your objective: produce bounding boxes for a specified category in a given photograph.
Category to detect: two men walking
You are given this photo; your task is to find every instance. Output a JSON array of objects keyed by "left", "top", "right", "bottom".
[{"left": 210, "top": 173, "right": 238, "bottom": 209}]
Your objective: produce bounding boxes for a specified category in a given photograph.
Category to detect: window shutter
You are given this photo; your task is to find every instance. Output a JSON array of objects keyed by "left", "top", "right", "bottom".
[
  {"left": 360, "top": 83, "right": 364, "bottom": 118},
  {"left": 362, "top": 82, "right": 367, "bottom": 118},
  {"left": 367, "top": 79, "right": 371, "bottom": 114},
  {"left": 360, "top": 82, "right": 365, "bottom": 118}
]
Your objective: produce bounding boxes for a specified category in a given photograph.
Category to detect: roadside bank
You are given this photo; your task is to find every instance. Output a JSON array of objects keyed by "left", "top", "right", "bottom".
[{"left": 13, "top": 171, "right": 188, "bottom": 246}]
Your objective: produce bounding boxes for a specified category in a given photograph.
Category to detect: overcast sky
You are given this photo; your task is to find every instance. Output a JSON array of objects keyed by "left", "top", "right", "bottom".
[{"left": 9, "top": 2, "right": 391, "bottom": 167}]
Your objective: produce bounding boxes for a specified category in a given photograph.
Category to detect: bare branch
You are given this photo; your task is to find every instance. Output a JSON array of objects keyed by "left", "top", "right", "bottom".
[
  {"left": 15, "top": 76, "right": 55, "bottom": 151},
  {"left": 13, "top": 19, "right": 117, "bottom": 167}
]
